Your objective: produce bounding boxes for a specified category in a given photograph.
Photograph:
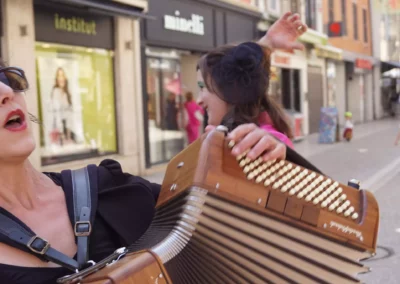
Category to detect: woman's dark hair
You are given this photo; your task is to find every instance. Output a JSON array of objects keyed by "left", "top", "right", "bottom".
[
  {"left": 197, "top": 42, "right": 293, "bottom": 138},
  {"left": 53, "top": 67, "right": 72, "bottom": 106}
]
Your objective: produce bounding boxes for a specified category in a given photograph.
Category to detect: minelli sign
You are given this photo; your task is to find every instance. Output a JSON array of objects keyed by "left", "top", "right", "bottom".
[{"left": 164, "top": 10, "right": 204, "bottom": 35}]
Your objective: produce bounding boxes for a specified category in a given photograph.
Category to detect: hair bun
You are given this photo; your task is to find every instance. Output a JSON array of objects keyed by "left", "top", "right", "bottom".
[{"left": 213, "top": 42, "right": 267, "bottom": 104}]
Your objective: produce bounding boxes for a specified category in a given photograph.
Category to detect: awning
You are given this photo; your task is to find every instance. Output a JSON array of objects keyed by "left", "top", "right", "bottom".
[
  {"left": 39, "top": 0, "right": 155, "bottom": 20},
  {"left": 381, "top": 61, "right": 400, "bottom": 73},
  {"left": 299, "top": 29, "right": 328, "bottom": 46},
  {"left": 342, "top": 50, "right": 379, "bottom": 65},
  {"left": 314, "top": 44, "right": 343, "bottom": 61}
]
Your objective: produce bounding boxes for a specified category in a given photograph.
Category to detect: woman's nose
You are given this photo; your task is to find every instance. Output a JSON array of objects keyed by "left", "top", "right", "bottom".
[{"left": 0, "top": 82, "right": 15, "bottom": 105}]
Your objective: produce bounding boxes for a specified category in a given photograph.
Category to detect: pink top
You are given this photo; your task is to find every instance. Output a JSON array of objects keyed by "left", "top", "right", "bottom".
[
  {"left": 258, "top": 112, "right": 294, "bottom": 149},
  {"left": 184, "top": 101, "right": 204, "bottom": 127}
]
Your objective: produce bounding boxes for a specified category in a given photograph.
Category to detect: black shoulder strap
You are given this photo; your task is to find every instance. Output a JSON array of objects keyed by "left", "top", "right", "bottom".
[
  {"left": 0, "top": 207, "right": 78, "bottom": 270},
  {"left": 0, "top": 165, "right": 99, "bottom": 272},
  {"left": 70, "top": 166, "right": 97, "bottom": 269}
]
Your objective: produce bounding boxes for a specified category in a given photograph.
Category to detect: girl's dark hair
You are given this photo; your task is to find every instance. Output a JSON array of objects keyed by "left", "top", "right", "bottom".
[
  {"left": 53, "top": 67, "right": 72, "bottom": 106},
  {"left": 197, "top": 42, "right": 293, "bottom": 138}
]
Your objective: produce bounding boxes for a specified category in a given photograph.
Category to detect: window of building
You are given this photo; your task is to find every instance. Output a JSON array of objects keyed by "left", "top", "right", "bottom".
[
  {"left": 341, "top": 0, "right": 347, "bottom": 35},
  {"left": 290, "top": 0, "right": 299, "bottom": 13},
  {"left": 269, "top": 0, "right": 278, "bottom": 13},
  {"left": 36, "top": 43, "right": 117, "bottom": 165},
  {"left": 363, "top": 9, "right": 368, "bottom": 42},
  {"left": 305, "top": 0, "right": 317, "bottom": 30},
  {"left": 145, "top": 53, "right": 185, "bottom": 166},
  {"left": 353, "top": 3, "right": 358, "bottom": 40},
  {"left": 328, "top": 0, "right": 334, "bottom": 22}
]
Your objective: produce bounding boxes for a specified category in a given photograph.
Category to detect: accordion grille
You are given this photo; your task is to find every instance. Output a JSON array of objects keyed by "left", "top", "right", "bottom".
[{"left": 130, "top": 187, "right": 371, "bottom": 284}]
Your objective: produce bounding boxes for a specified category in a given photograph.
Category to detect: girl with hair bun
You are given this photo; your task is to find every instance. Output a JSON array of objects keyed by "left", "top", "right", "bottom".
[{"left": 197, "top": 12, "right": 308, "bottom": 150}]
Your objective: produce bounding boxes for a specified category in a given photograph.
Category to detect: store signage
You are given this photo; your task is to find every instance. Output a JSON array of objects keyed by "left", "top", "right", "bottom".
[
  {"left": 272, "top": 54, "right": 291, "bottom": 66},
  {"left": 315, "top": 47, "right": 343, "bottom": 61},
  {"left": 54, "top": 14, "right": 97, "bottom": 35},
  {"left": 35, "top": 5, "right": 113, "bottom": 49},
  {"left": 149, "top": 60, "right": 171, "bottom": 70},
  {"left": 355, "top": 58, "right": 373, "bottom": 70},
  {"left": 164, "top": 10, "right": 204, "bottom": 35}
]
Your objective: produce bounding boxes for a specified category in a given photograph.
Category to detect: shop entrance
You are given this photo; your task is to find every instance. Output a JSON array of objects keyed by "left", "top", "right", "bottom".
[
  {"left": 145, "top": 56, "right": 185, "bottom": 165},
  {"left": 307, "top": 65, "right": 324, "bottom": 133}
]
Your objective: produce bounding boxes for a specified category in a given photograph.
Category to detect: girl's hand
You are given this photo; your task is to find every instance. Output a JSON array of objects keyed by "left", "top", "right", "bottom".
[
  {"left": 259, "top": 12, "right": 308, "bottom": 52},
  {"left": 206, "top": 124, "right": 286, "bottom": 161}
]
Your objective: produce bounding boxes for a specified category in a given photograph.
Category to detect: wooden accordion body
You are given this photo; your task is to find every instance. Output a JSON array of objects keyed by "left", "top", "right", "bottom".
[{"left": 78, "top": 129, "right": 379, "bottom": 284}]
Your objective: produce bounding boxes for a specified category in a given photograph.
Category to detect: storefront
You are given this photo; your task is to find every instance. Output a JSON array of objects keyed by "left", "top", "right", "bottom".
[
  {"left": 343, "top": 51, "right": 376, "bottom": 124},
  {"left": 269, "top": 50, "right": 307, "bottom": 140},
  {"left": 314, "top": 44, "right": 346, "bottom": 126},
  {"left": 2, "top": 0, "right": 149, "bottom": 174},
  {"left": 34, "top": 5, "right": 117, "bottom": 165},
  {"left": 142, "top": 0, "right": 261, "bottom": 167},
  {"left": 299, "top": 30, "right": 329, "bottom": 134}
]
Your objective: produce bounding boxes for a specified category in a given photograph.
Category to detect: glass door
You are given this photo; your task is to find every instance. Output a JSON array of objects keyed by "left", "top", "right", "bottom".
[{"left": 146, "top": 57, "right": 185, "bottom": 165}]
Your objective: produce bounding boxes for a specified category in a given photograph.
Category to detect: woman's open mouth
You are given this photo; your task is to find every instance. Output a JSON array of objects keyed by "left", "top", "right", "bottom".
[{"left": 4, "top": 110, "right": 27, "bottom": 132}]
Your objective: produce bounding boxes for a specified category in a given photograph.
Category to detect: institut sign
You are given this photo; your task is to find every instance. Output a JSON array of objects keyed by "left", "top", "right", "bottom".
[
  {"left": 54, "top": 13, "right": 97, "bottom": 35},
  {"left": 164, "top": 10, "right": 204, "bottom": 35}
]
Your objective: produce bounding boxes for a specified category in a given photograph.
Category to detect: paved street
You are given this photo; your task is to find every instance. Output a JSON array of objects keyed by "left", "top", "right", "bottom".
[{"left": 144, "top": 118, "right": 400, "bottom": 283}]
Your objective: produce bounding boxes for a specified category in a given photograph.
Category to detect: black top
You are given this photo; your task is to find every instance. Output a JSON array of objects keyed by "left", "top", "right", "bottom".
[
  {"left": 0, "top": 159, "right": 161, "bottom": 284},
  {"left": 0, "top": 149, "right": 322, "bottom": 284}
]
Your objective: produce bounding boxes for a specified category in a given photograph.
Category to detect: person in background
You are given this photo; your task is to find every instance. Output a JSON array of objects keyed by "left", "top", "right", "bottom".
[
  {"left": 165, "top": 92, "right": 178, "bottom": 130},
  {"left": 343, "top": 111, "right": 354, "bottom": 142},
  {"left": 184, "top": 91, "right": 204, "bottom": 144}
]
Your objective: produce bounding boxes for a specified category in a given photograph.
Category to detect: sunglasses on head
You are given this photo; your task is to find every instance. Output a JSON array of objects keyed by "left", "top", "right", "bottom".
[{"left": 0, "top": 67, "right": 29, "bottom": 92}]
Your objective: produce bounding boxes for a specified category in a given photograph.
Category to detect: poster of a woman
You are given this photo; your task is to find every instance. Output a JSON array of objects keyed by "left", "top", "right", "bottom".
[{"left": 50, "top": 67, "right": 77, "bottom": 145}]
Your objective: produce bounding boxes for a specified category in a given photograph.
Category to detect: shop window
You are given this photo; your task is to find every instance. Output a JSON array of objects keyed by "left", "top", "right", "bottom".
[
  {"left": 36, "top": 43, "right": 117, "bottom": 165},
  {"left": 290, "top": 0, "right": 299, "bottom": 13},
  {"left": 281, "top": 68, "right": 301, "bottom": 112},
  {"left": 268, "top": 67, "right": 300, "bottom": 112},
  {"left": 145, "top": 57, "right": 185, "bottom": 166}
]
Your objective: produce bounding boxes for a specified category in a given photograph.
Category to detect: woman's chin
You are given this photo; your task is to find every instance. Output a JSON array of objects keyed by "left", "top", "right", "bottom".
[{"left": 4, "top": 139, "right": 36, "bottom": 161}]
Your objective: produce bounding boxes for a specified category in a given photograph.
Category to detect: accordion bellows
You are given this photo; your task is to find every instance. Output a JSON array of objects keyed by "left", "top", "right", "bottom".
[{"left": 77, "top": 128, "right": 379, "bottom": 284}]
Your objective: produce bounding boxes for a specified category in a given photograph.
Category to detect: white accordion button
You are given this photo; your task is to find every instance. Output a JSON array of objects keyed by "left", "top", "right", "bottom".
[{"left": 351, "top": 212, "right": 359, "bottom": 220}]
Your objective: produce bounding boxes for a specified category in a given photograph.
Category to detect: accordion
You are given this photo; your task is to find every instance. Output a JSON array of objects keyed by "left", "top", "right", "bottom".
[{"left": 59, "top": 127, "right": 379, "bottom": 284}]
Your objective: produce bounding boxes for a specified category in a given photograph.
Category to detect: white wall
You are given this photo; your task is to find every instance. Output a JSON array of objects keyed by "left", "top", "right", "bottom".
[
  {"left": 334, "top": 62, "right": 346, "bottom": 126},
  {"left": 364, "top": 71, "right": 374, "bottom": 121},
  {"left": 373, "top": 64, "right": 385, "bottom": 119},
  {"left": 2, "top": 0, "right": 40, "bottom": 169}
]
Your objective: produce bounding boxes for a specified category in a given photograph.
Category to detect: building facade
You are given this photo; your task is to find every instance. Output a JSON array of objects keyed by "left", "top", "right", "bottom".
[
  {"left": 257, "top": 0, "right": 344, "bottom": 136},
  {"left": 1, "top": 0, "right": 149, "bottom": 174},
  {"left": 323, "top": 0, "right": 378, "bottom": 125}
]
